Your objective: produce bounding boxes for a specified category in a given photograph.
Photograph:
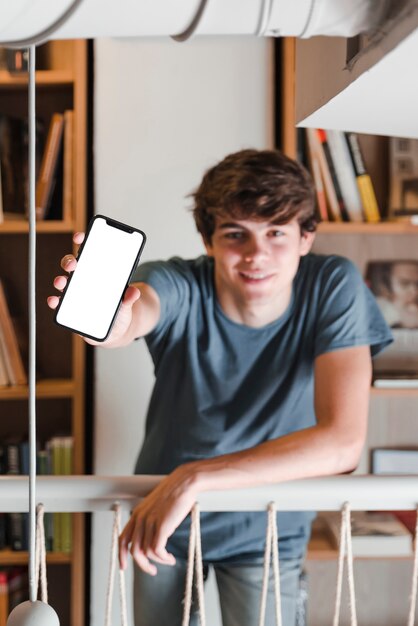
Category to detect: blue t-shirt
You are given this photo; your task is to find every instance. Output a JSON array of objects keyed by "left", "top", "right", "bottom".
[{"left": 133, "top": 253, "right": 392, "bottom": 563}]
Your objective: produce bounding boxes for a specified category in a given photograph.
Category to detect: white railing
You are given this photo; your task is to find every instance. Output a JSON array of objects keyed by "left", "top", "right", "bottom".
[{"left": 0, "top": 475, "right": 417, "bottom": 512}]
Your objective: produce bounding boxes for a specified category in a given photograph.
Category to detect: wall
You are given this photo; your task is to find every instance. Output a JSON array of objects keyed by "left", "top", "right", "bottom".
[{"left": 91, "top": 36, "right": 273, "bottom": 626}]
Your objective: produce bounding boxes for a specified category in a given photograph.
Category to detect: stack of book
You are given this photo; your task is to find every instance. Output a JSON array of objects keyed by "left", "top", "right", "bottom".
[
  {"left": 0, "top": 109, "right": 74, "bottom": 224},
  {"left": 0, "top": 435, "right": 74, "bottom": 553},
  {"left": 0, "top": 567, "right": 28, "bottom": 626},
  {"left": 321, "top": 510, "right": 413, "bottom": 557},
  {"left": 305, "top": 128, "right": 380, "bottom": 223}
]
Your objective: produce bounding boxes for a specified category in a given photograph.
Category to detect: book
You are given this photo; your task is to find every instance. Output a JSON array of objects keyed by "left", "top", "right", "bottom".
[
  {"left": 326, "top": 129, "right": 364, "bottom": 222},
  {"left": 0, "top": 115, "right": 44, "bottom": 221},
  {"left": 0, "top": 280, "right": 27, "bottom": 386},
  {"left": 345, "top": 132, "right": 381, "bottom": 222},
  {"left": 4, "top": 440, "right": 26, "bottom": 551},
  {"left": 389, "top": 137, "right": 418, "bottom": 216},
  {"left": 305, "top": 128, "right": 341, "bottom": 221},
  {"left": 365, "top": 260, "right": 418, "bottom": 374},
  {"left": 305, "top": 128, "right": 328, "bottom": 221},
  {"left": 372, "top": 373, "right": 418, "bottom": 388},
  {"left": 61, "top": 436, "right": 73, "bottom": 553},
  {"left": 0, "top": 158, "right": 3, "bottom": 224},
  {"left": 0, "top": 340, "right": 9, "bottom": 386},
  {"left": 35, "top": 113, "right": 64, "bottom": 220},
  {"left": 371, "top": 447, "right": 418, "bottom": 474},
  {"left": 317, "top": 129, "right": 346, "bottom": 221},
  {"left": 323, "top": 511, "right": 413, "bottom": 557},
  {"left": 63, "top": 110, "right": 74, "bottom": 223}
]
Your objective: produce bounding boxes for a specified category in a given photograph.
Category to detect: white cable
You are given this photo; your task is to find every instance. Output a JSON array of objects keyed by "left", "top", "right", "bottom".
[{"left": 28, "top": 43, "right": 37, "bottom": 605}]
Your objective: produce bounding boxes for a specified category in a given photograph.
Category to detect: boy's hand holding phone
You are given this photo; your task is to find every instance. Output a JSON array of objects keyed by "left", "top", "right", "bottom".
[{"left": 47, "top": 216, "right": 146, "bottom": 345}]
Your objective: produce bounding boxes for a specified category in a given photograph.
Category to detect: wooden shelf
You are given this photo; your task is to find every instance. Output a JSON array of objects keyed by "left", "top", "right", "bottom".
[
  {"left": 0, "top": 70, "right": 73, "bottom": 88},
  {"left": 307, "top": 525, "right": 338, "bottom": 560},
  {"left": 0, "top": 219, "right": 74, "bottom": 234},
  {"left": 371, "top": 387, "right": 418, "bottom": 397},
  {"left": 307, "top": 524, "right": 414, "bottom": 561},
  {"left": 0, "top": 379, "right": 75, "bottom": 400},
  {"left": 317, "top": 221, "right": 418, "bottom": 234},
  {"left": 0, "top": 550, "right": 71, "bottom": 565}
]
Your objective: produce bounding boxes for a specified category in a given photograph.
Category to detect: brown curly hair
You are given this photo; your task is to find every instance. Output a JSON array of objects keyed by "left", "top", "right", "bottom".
[{"left": 191, "top": 149, "right": 317, "bottom": 243}]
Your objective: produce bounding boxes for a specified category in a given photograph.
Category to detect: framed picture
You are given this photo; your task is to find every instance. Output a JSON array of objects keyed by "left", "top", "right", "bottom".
[{"left": 366, "top": 260, "right": 418, "bottom": 374}]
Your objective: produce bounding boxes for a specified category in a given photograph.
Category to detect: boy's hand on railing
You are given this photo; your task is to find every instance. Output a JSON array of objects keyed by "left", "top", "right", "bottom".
[{"left": 118, "top": 464, "right": 199, "bottom": 576}]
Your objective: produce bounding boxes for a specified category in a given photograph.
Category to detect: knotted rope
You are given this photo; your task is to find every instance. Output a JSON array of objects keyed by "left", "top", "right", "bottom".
[
  {"left": 183, "top": 502, "right": 283, "bottom": 626},
  {"left": 332, "top": 502, "right": 358, "bottom": 626},
  {"left": 105, "top": 503, "right": 128, "bottom": 626},
  {"left": 34, "top": 503, "right": 48, "bottom": 603},
  {"left": 258, "top": 502, "right": 282, "bottom": 626},
  {"left": 182, "top": 503, "right": 206, "bottom": 626}
]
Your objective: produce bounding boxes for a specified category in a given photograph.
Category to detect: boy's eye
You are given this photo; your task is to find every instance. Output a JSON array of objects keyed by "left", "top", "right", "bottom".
[
  {"left": 269, "top": 229, "right": 284, "bottom": 237},
  {"left": 224, "top": 231, "right": 245, "bottom": 240}
]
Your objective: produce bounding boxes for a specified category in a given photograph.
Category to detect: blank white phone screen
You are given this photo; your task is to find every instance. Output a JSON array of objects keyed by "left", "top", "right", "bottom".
[{"left": 56, "top": 217, "right": 144, "bottom": 340}]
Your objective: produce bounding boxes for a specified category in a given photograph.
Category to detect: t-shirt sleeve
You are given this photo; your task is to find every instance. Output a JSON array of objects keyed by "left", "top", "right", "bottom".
[
  {"left": 132, "top": 257, "right": 192, "bottom": 336},
  {"left": 314, "top": 257, "right": 393, "bottom": 358}
]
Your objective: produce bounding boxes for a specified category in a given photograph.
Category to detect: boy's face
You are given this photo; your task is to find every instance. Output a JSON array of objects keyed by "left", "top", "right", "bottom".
[{"left": 204, "top": 217, "right": 315, "bottom": 311}]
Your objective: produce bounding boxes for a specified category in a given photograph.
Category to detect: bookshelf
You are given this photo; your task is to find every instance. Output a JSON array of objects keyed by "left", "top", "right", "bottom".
[
  {"left": 0, "top": 40, "right": 87, "bottom": 626},
  {"left": 279, "top": 37, "right": 418, "bottom": 626}
]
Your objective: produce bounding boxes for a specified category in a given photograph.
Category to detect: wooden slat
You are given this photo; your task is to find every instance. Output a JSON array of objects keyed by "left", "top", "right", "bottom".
[
  {"left": 0, "top": 220, "right": 74, "bottom": 234},
  {"left": 281, "top": 38, "right": 297, "bottom": 158},
  {"left": 0, "top": 379, "right": 75, "bottom": 400},
  {"left": 0, "top": 70, "right": 73, "bottom": 86},
  {"left": 0, "top": 550, "right": 71, "bottom": 565},
  {"left": 317, "top": 221, "right": 418, "bottom": 235}
]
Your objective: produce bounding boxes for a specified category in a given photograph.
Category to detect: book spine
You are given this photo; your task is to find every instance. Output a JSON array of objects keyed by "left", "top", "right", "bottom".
[
  {"left": 345, "top": 132, "right": 381, "bottom": 222},
  {"left": 50, "top": 437, "right": 62, "bottom": 553},
  {"left": 0, "top": 280, "right": 26, "bottom": 385},
  {"left": 317, "top": 129, "right": 348, "bottom": 221},
  {"left": 309, "top": 129, "right": 342, "bottom": 221},
  {"left": 0, "top": 571, "right": 7, "bottom": 626},
  {"left": 35, "top": 113, "right": 64, "bottom": 220},
  {"left": 60, "top": 436, "right": 73, "bottom": 553},
  {"left": 0, "top": 339, "right": 9, "bottom": 386},
  {"left": 305, "top": 128, "right": 328, "bottom": 221},
  {"left": 326, "top": 129, "right": 364, "bottom": 222},
  {"left": 63, "top": 110, "right": 74, "bottom": 223}
]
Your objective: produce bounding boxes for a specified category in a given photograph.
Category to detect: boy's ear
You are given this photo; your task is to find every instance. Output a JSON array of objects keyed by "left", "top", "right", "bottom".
[{"left": 300, "top": 230, "right": 315, "bottom": 256}]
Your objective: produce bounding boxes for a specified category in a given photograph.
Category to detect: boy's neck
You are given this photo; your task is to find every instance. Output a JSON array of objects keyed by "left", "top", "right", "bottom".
[{"left": 215, "top": 284, "right": 293, "bottom": 328}]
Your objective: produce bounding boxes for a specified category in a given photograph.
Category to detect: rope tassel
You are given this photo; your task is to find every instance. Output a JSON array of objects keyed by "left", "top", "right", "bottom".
[
  {"left": 332, "top": 502, "right": 358, "bottom": 626},
  {"left": 105, "top": 503, "right": 128, "bottom": 626}
]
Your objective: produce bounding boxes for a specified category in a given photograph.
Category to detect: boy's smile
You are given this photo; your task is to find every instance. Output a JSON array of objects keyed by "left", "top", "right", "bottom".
[{"left": 205, "top": 217, "right": 315, "bottom": 327}]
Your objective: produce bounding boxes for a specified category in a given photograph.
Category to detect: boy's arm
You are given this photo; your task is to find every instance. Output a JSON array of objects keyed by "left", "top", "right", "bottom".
[
  {"left": 119, "top": 344, "right": 372, "bottom": 574},
  {"left": 47, "top": 232, "right": 161, "bottom": 346}
]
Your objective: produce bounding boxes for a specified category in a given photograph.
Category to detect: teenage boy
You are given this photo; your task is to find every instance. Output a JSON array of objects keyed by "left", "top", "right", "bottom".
[{"left": 48, "top": 149, "right": 392, "bottom": 626}]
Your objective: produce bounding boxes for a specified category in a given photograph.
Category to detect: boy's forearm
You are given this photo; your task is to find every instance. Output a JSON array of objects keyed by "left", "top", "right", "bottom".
[{"left": 186, "top": 423, "right": 364, "bottom": 495}]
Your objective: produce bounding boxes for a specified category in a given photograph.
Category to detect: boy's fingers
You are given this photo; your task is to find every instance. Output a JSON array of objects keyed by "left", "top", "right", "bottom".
[
  {"left": 47, "top": 296, "right": 60, "bottom": 309},
  {"left": 53, "top": 275, "right": 68, "bottom": 291},
  {"left": 61, "top": 255, "right": 77, "bottom": 272},
  {"left": 73, "top": 231, "right": 85, "bottom": 245}
]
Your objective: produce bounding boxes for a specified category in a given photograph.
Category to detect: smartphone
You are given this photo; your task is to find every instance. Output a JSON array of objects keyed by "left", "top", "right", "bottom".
[{"left": 55, "top": 215, "right": 146, "bottom": 341}]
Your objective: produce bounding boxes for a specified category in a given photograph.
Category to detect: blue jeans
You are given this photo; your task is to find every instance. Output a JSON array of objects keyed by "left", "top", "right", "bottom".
[{"left": 133, "top": 555, "right": 304, "bottom": 626}]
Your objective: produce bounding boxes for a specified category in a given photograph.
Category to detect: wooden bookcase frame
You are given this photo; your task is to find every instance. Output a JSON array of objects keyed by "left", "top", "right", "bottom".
[{"left": 0, "top": 39, "right": 88, "bottom": 626}]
